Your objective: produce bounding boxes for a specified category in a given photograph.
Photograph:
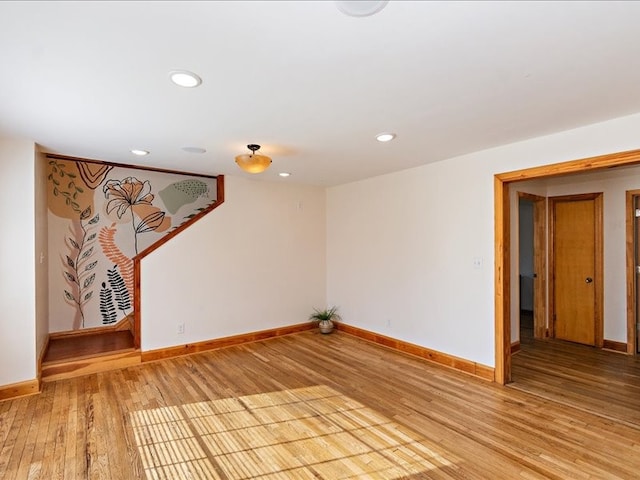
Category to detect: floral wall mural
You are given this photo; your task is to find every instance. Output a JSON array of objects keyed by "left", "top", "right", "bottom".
[{"left": 47, "top": 157, "right": 217, "bottom": 332}]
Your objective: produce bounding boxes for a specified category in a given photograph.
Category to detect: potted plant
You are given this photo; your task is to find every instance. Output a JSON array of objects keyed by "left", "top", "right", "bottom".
[{"left": 309, "top": 306, "right": 341, "bottom": 334}]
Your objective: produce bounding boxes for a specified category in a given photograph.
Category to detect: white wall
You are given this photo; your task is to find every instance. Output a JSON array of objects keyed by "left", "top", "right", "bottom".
[
  {"left": 327, "top": 112, "right": 640, "bottom": 368},
  {"left": 0, "top": 137, "right": 37, "bottom": 385},
  {"left": 140, "top": 175, "right": 326, "bottom": 351}
]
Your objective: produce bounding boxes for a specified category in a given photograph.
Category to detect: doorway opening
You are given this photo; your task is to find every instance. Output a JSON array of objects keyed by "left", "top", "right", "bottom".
[
  {"left": 517, "top": 193, "right": 546, "bottom": 348},
  {"left": 518, "top": 197, "right": 534, "bottom": 346},
  {"left": 494, "top": 149, "right": 640, "bottom": 385}
]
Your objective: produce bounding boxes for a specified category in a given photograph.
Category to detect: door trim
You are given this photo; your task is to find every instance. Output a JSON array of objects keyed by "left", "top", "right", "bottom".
[
  {"left": 548, "top": 193, "right": 603, "bottom": 347},
  {"left": 625, "top": 189, "right": 640, "bottom": 354},
  {"left": 494, "top": 148, "right": 640, "bottom": 385},
  {"left": 518, "top": 192, "right": 546, "bottom": 339}
]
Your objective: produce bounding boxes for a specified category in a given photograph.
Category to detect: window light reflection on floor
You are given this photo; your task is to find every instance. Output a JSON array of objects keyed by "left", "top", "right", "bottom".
[{"left": 129, "top": 385, "right": 455, "bottom": 480}]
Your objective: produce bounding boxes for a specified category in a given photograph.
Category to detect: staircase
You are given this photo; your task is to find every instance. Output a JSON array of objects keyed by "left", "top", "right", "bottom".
[{"left": 39, "top": 175, "right": 225, "bottom": 383}]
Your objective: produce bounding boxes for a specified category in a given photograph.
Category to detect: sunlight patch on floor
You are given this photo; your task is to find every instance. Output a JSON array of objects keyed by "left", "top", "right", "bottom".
[{"left": 130, "top": 385, "right": 455, "bottom": 479}]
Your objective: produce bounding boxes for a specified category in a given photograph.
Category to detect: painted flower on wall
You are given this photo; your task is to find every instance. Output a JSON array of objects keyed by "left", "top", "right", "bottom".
[
  {"left": 104, "top": 177, "right": 153, "bottom": 217},
  {"left": 103, "top": 176, "right": 170, "bottom": 254}
]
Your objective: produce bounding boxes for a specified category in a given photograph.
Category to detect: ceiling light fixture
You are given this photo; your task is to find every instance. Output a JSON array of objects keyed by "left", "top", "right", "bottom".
[
  {"left": 279, "top": 172, "right": 291, "bottom": 178},
  {"left": 335, "top": 1, "right": 388, "bottom": 17},
  {"left": 376, "top": 132, "right": 396, "bottom": 142},
  {"left": 131, "top": 149, "right": 149, "bottom": 156},
  {"left": 235, "top": 144, "right": 272, "bottom": 174},
  {"left": 169, "top": 70, "right": 202, "bottom": 88}
]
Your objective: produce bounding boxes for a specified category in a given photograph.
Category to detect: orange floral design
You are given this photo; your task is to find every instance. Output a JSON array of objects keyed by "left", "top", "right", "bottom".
[{"left": 103, "top": 177, "right": 154, "bottom": 218}]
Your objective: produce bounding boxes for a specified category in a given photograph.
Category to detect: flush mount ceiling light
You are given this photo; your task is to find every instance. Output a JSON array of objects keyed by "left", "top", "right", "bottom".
[
  {"left": 169, "top": 70, "right": 202, "bottom": 88},
  {"left": 335, "top": 1, "right": 388, "bottom": 17},
  {"left": 376, "top": 132, "right": 396, "bottom": 142},
  {"left": 131, "top": 149, "right": 149, "bottom": 156},
  {"left": 235, "top": 144, "right": 272, "bottom": 174},
  {"left": 279, "top": 172, "right": 291, "bottom": 178}
]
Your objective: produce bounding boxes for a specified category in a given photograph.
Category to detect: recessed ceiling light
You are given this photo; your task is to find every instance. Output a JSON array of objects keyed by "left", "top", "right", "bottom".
[
  {"left": 279, "top": 172, "right": 291, "bottom": 178},
  {"left": 169, "top": 70, "right": 202, "bottom": 88},
  {"left": 335, "top": 1, "right": 388, "bottom": 17},
  {"left": 376, "top": 132, "right": 396, "bottom": 142},
  {"left": 182, "top": 146, "right": 207, "bottom": 154},
  {"left": 131, "top": 149, "right": 149, "bottom": 156}
]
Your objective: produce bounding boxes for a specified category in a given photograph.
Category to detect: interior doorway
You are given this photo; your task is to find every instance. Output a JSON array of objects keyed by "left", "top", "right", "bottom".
[
  {"left": 518, "top": 197, "right": 534, "bottom": 340},
  {"left": 494, "top": 148, "right": 640, "bottom": 385},
  {"left": 518, "top": 193, "right": 546, "bottom": 342}
]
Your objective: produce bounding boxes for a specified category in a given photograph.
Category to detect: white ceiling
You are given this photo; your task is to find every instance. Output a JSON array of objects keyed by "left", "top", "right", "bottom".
[{"left": 1, "top": 1, "right": 640, "bottom": 186}]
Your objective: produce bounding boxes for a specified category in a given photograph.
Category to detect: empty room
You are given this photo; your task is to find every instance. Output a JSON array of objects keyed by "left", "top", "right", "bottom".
[{"left": 1, "top": 1, "right": 640, "bottom": 479}]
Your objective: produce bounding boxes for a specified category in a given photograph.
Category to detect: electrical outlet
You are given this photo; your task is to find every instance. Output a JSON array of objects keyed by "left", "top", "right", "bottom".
[{"left": 177, "top": 322, "right": 185, "bottom": 334}]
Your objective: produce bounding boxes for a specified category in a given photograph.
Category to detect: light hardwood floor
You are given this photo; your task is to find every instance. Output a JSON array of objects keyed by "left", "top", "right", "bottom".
[
  {"left": 2, "top": 330, "right": 640, "bottom": 479},
  {"left": 511, "top": 326, "right": 640, "bottom": 428}
]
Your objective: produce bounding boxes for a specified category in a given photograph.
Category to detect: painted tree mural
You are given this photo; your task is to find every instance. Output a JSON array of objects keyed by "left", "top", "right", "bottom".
[{"left": 47, "top": 158, "right": 216, "bottom": 332}]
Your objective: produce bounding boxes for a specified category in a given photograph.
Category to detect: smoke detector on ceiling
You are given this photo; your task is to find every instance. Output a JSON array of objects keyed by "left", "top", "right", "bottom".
[{"left": 335, "top": 1, "right": 388, "bottom": 17}]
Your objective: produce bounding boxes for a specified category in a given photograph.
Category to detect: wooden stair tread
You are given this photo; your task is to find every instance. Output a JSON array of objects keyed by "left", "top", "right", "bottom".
[
  {"left": 42, "top": 329, "right": 139, "bottom": 382},
  {"left": 42, "top": 346, "right": 137, "bottom": 366},
  {"left": 41, "top": 349, "right": 141, "bottom": 382},
  {"left": 44, "top": 330, "right": 135, "bottom": 363}
]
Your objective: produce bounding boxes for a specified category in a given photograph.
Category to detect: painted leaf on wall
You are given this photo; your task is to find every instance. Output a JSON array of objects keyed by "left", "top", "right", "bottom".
[
  {"left": 85, "top": 261, "right": 98, "bottom": 272},
  {"left": 80, "top": 206, "right": 92, "bottom": 220},
  {"left": 99, "top": 224, "right": 134, "bottom": 298},
  {"left": 83, "top": 273, "right": 96, "bottom": 289},
  {"left": 99, "top": 282, "right": 117, "bottom": 325},
  {"left": 107, "top": 265, "right": 131, "bottom": 314},
  {"left": 135, "top": 211, "right": 166, "bottom": 234}
]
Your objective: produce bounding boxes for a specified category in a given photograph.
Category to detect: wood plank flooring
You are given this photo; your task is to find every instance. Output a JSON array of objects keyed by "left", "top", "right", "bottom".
[
  {"left": 1, "top": 330, "right": 639, "bottom": 479},
  {"left": 511, "top": 327, "right": 640, "bottom": 428}
]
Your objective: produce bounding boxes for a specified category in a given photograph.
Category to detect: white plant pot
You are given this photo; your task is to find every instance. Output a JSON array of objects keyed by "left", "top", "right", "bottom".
[{"left": 318, "top": 319, "right": 334, "bottom": 334}]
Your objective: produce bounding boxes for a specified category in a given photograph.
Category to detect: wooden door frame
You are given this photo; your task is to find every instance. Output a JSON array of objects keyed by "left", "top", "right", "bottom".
[
  {"left": 626, "top": 189, "right": 640, "bottom": 354},
  {"left": 517, "top": 192, "right": 546, "bottom": 339},
  {"left": 495, "top": 149, "right": 640, "bottom": 385},
  {"left": 548, "top": 193, "right": 604, "bottom": 347}
]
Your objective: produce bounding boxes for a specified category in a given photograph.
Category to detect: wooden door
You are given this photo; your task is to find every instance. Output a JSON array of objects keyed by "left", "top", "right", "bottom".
[
  {"left": 518, "top": 192, "right": 547, "bottom": 340},
  {"left": 636, "top": 196, "right": 640, "bottom": 353},
  {"left": 551, "top": 194, "right": 603, "bottom": 346}
]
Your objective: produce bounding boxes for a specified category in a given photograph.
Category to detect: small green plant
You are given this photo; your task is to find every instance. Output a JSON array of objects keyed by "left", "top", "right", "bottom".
[
  {"left": 309, "top": 306, "right": 341, "bottom": 322},
  {"left": 309, "top": 306, "right": 341, "bottom": 331}
]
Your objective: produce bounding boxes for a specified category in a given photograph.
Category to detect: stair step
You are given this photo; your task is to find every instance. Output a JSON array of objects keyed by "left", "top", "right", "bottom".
[{"left": 41, "top": 349, "right": 141, "bottom": 382}]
